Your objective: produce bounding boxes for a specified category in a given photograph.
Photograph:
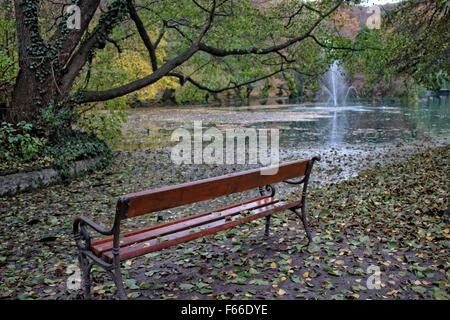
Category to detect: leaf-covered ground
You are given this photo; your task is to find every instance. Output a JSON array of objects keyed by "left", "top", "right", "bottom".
[{"left": 0, "top": 146, "right": 449, "bottom": 300}]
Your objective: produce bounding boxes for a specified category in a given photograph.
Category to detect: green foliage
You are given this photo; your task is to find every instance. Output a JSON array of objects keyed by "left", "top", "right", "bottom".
[
  {"left": 0, "top": 6, "right": 18, "bottom": 105},
  {"left": 45, "top": 131, "right": 111, "bottom": 175},
  {"left": 36, "top": 104, "right": 112, "bottom": 173},
  {"left": 284, "top": 73, "right": 298, "bottom": 98},
  {"left": 0, "top": 104, "right": 112, "bottom": 175},
  {"left": 76, "top": 105, "right": 127, "bottom": 148},
  {"left": 37, "top": 102, "right": 73, "bottom": 140},
  {"left": 261, "top": 80, "right": 270, "bottom": 98},
  {"left": 147, "top": 0, "right": 333, "bottom": 102},
  {"left": 104, "top": 96, "right": 128, "bottom": 110},
  {"left": 329, "top": 1, "right": 450, "bottom": 98},
  {"left": 76, "top": 34, "right": 178, "bottom": 105},
  {"left": 175, "top": 83, "right": 207, "bottom": 104},
  {"left": 344, "top": 28, "right": 393, "bottom": 96},
  {"left": 383, "top": 0, "right": 450, "bottom": 91},
  {"left": 0, "top": 121, "right": 46, "bottom": 162}
]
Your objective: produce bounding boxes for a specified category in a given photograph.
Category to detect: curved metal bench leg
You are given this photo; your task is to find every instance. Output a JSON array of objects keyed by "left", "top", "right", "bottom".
[
  {"left": 300, "top": 207, "right": 312, "bottom": 244},
  {"left": 286, "top": 157, "right": 319, "bottom": 246},
  {"left": 264, "top": 215, "right": 271, "bottom": 237},
  {"left": 78, "top": 253, "right": 93, "bottom": 299},
  {"left": 112, "top": 255, "right": 127, "bottom": 300},
  {"left": 290, "top": 207, "right": 312, "bottom": 245},
  {"left": 110, "top": 271, "right": 127, "bottom": 300},
  {"left": 259, "top": 185, "right": 276, "bottom": 237}
]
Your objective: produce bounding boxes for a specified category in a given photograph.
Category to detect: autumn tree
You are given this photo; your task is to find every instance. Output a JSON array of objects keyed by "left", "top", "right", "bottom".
[
  {"left": 8, "top": 0, "right": 354, "bottom": 123},
  {"left": 383, "top": 0, "right": 449, "bottom": 90}
]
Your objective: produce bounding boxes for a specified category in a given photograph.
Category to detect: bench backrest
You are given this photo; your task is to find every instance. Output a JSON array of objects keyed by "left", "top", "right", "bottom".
[{"left": 116, "top": 159, "right": 312, "bottom": 218}]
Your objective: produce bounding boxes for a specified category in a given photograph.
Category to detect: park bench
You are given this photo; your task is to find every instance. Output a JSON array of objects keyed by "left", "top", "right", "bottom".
[{"left": 73, "top": 157, "right": 320, "bottom": 299}]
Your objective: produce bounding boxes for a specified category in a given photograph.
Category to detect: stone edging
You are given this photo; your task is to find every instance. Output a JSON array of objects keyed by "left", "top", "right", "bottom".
[{"left": 0, "top": 157, "right": 102, "bottom": 197}]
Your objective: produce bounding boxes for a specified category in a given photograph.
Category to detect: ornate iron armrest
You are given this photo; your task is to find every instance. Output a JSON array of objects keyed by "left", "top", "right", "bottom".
[
  {"left": 283, "top": 156, "right": 321, "bottom": 185},
  {"left": 73, "top": 216, "right": 114, "bottom": 251},
  {"left": 283, "top": 176, "right": 307, "bottom": 185},
  {"left": 259, "top": 184, "right": 276, "bottom": 197}
]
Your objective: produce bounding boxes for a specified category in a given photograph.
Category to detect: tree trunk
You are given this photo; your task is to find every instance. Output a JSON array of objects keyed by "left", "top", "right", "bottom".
[
  {"left": 9, "top": 0, "right": 122, "bottom": 122},
  {"left": 11, "top": 72, "right": 61, "bottom": 121},
  {"left": 9, "top": 0, "right": 59, "bottom": 122}
]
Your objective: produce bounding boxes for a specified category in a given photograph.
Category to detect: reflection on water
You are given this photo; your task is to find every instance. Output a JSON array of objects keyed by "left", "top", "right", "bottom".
[
  {"left": 248, "top": 102, "right": 450, "bottom": 148},
  {"left": 118, "top": 100, "right": 450, "bottom": 151}
]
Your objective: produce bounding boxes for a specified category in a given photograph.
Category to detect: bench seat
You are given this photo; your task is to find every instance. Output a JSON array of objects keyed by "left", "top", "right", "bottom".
[
  {"left": 73, "top": 157, "right": 320, "bottom": 299},
  {"left": 91, "top": 196, "right": 301, "bottom": 262}
]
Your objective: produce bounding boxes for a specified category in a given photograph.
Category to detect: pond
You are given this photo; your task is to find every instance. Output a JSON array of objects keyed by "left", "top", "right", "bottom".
[
  {"left": 118, "top": 99, "right": 450, "bottom": 182},
  {"left": 120, "top": 100, "right": 450, "bottom": 147}
]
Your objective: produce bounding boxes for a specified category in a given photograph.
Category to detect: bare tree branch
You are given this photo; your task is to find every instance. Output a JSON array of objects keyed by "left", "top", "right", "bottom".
[
  {"left": 307, "top": 34, "right": 370, "bottom": 51},
  {"left": 154, "top": 25, "right": 166, "bottom": 49},
  {"left": 168, "top": 67, "right": 289, "bottom": 94}
]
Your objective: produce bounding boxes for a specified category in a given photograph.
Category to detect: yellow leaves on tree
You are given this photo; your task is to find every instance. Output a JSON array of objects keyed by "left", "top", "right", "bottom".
[
  {"left": 114, "top": 50, "right": 179, "bottom": 101},
  {"left": 81, "top": 35, "right": 179, "bottom": 105},
  {"left": 332, "top": 9, "right": 360, "bottom": 40}
]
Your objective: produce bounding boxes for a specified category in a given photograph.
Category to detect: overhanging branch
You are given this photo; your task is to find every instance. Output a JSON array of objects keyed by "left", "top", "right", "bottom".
[
  {"left": 59, "top": 0, "right": 129, "bottom": 94},
  {"left": 75, "top": 0, "right": 348, "bottom": 103},
  {"left": 77, "top": 0, "right": 218, "bottom": 103},
  {"left": 169, "top": 67, "right": 289, "bottom": 94},
  {"left": 198, "top": 0, "right": 345, "bottom": 57}
]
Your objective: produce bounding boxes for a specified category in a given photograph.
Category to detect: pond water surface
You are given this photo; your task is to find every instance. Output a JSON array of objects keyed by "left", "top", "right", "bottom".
[
  {"left": 118, "top": 100, "right": 450, "bottom": 182},
  {"left": 121, "top": 100, "right": 450, "bottom": 148}
]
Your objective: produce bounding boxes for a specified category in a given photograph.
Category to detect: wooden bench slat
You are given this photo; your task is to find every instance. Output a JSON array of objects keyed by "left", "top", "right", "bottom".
[
  {"left": 91, "top": 196, "right": 279, "bottom": 255},
  {"left": 119, "top": 159, "right": 309, "bottom": 218},
  {"left": 102, "top": 200, "right": 301, "bottom": 262},
  {"left": 91, "top": 195, "right": 271, "bottom": 248}
]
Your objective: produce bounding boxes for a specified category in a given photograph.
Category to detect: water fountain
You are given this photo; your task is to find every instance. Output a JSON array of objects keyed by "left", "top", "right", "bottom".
[
  {"left": 318, "top": 61, "right": 357, "bottom": 145},
  {"left": 320, "top": 61, "right": 358, "bottom": 107}
]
